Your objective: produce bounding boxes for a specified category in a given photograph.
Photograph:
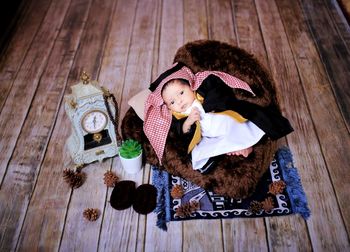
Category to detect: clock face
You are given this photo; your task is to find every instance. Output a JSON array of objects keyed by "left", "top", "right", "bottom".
[{"left": 81, "top": 110, "right": 108, "bottom": 133}]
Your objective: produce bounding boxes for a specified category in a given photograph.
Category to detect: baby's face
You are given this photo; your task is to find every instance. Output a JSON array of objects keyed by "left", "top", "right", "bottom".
[{"left": 162, "top": 80, "right": 195, "bottom": 113}]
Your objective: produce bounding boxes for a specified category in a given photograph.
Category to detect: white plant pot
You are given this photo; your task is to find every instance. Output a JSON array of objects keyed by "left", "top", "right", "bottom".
[{"left": 119, "top": 151, "right": 142, "bottom": 174}]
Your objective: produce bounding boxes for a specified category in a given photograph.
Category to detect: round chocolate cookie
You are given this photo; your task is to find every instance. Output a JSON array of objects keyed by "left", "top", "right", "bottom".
[
  {"left": 110, "top": 180, "right": 136, "bottom": 210},
  {"left": 132, "top": 184, "right": 157, "bottom": 215}
]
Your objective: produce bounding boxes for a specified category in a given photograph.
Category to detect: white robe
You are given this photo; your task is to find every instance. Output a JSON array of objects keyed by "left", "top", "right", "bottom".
[{"left": 181, "top": 100, "right": 265, "bottom": 170}]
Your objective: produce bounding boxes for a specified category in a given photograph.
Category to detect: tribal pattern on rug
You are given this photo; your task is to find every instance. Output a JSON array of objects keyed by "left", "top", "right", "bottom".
[{"left": 152, "top": 147, "right": 310, "bottom": 231}]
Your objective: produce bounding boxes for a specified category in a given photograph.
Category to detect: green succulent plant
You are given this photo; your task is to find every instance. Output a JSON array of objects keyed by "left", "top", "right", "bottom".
[{"left": 119, "top": 139, "right": 142, "bottom": 159}]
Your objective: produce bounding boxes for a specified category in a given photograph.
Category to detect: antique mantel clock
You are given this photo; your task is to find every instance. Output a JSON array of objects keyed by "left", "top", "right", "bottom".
[{"left": 64, "top": 72, "right": 120, "bottom": 165}]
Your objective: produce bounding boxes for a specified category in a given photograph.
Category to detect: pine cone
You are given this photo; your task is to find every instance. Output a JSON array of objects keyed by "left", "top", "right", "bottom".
[
  {"left": 103, "top": 171, "right": 119, "bottom": 187},
  {"left": 268, "top": 180, "right": 286, "bottom": 195},
  {"left": 175, "top": 201, "right": 200, "bottom": 218},
  {"left": 261, "top": 197, "right": 275, "bottom": 212},
  {"left": 171, "top": 185, "right": 184, "bottom": 199},
  {"left": 83, "top": 208, "right": 100, "bottom": 221},
  {"left": 248, "top": 200, "right": 263, "bottom": 214},
  {"left": 63, "top": 169, "right": 86, "bottom": 189},
  {"left": 190, "top": 201, "right": 200, "bottom": 211}
]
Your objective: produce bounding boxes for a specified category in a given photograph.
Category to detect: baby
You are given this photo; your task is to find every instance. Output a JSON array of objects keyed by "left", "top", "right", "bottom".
[{"left": 161, "top": 78, "right": 265, "bottom": 172}]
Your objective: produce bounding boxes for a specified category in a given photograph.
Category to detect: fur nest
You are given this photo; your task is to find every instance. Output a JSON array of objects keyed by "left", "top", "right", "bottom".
[{"left": 121, "top": 40, "right": 279, "bottom": 199}]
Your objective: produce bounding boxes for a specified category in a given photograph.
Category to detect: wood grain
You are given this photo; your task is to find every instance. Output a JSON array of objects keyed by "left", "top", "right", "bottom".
[
  {"left": 118, "top": 1, "right": 159, "bottom": 249},
  {"left": 300, "top": 0, "right": 350, "bottom": 131},
  {"left": 182, "top": 1, "right": 224, "bottom": 251},
  {"left": 255, "top": 0, "right": 350, "bottom": 250},
  {"left": 118, "top": 0, "right": 159, "bottom": 120},
  {"left": 59, "top": 163, "right": 111, "bottom": 251},
  {"left": 233, "top": 1, "right": 310, "bottom": 250},
  {"left": 96, "top": 0, "right": 139, "bottom": 250},
  {"left": 0, "top": 0, "right": 52, "bottom": 112},
  {"left": 233, "top": 0, "right": 269, "bottom": 68},
  {"left": 14, "top": 0, "right": 117, "bottom": 249},
  {"left": 264, "top": 141, "right": 312, "bottom": 252},
  {"left": 208, "top": 0, "right": 269, "bottom": 250},
  {"left": 265, "top": 216, "right": 312, "bottom": 252},
  {"left": 0, "top": 0, "right": 93, "bottom": 250},
  {"left": 157, "top": 0, "right": 185, "bottom": 74},
  {"left": 144, "top": 1, "right": 184, "bottom": 250},
  {"left": 0, "top": 0, "right": 349, "bottom": 250},
  {"left": 98, "top": 0, "right": 159, "bottom": 251},
  {"left": 207, "top": 0, "right": 236, "bottom": 45},
  {"left": 233, "top": 0, "right": 312, "bottom": 250},
  {"left": 0, "top": 0, "right": 72, "bottom": 185},
  {"left": 223, "top": 219, "right": 268, "bottom": 251},
  {"left": 183, "top": 0, "right": 208, "bottom": 43},
  {"left": 58, "top": 0, "right": 118, "bottom": 251},
  {"left": 276, "top": 0, "right": 350, "bottom": 237},
  {"left": 323, "top": 0, "right": 350, "bottom": 49}
]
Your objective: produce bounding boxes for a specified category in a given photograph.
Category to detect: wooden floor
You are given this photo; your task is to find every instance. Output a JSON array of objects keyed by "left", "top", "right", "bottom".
[{"left": 0, "top": 0, "right": 349, "bottom": 251}]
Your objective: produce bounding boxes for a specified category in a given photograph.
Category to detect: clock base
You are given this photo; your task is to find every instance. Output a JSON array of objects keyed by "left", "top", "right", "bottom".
[{"left": 66, "top": 134, "right": 118, "bottom": 165}]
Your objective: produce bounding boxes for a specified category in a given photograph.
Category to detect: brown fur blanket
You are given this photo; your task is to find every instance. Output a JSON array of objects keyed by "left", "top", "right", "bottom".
[{"left": 122, "top": 40, "right": 279, "bottom": 199}]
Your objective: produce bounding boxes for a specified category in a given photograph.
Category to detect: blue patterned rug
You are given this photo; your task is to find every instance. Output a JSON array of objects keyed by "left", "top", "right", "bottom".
[{"left": 152, "top": 147, "right": 310, "bottom": 231}]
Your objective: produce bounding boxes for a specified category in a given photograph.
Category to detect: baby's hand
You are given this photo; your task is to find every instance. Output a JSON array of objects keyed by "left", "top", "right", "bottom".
[
  {"left": 182, "top": 107, "right": 200, "bottom": 133},
  {"left": 187, "top": 107, "right": 201, "bottom": 123}
]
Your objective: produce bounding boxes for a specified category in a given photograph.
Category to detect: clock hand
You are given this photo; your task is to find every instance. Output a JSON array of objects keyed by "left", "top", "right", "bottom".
[{"left": 93, "top": 116, "right": 96, "bottom": 128}]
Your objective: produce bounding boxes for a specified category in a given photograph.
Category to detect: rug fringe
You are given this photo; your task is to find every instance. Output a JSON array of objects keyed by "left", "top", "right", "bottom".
[
  {"left": 277, "top": 146, "right": 311, "bottom": 219},
  {"left": 152, "top": 166, "right": 171, "bottom": 231}
]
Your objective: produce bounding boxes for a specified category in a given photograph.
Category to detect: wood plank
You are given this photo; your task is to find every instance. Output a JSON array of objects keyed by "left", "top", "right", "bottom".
[
  {"left": 96, "top": 0, "right": 138, "bottom": 243},
  {"left": 300, "top": 0, "right": 350, "bottom": 131},
  {"left": 264, "top": 144, "right": 312, "bottom": 252},
  {"left": 0, "top": 0, "right": 69, "bottom": 185},
  {"left": 157, "top": 0, "right": 185, "bottom": 74},
  {"left": 142, "top": 3, "right": 162, "bottom": 250},
  {"left": 59, "top": 163, "right": 111, "bottom": 252},
  {"left": 276, "top": 0, "right": 350, "bottom": 238},
  {"left": 233, "top": 0, "right": 312, "bottom": 250},
  {"left": 97, "top": 0, "right": 159, "bottom": 251},
  {"left": 233, "top": 0, "right": 269, "bottom": 68},
  {"left": 99, "top": 159, "right": 140, "bottom": 251},
  {"left": 183, "top": 0, "right": 208, "bottom": 43},
  {"left": 136, "top": 164, "right": 152, "bottom": 252},
  {"left": 222, "top": 219, "right": 267, "bottom": 251},
  {"left": 58, "top": 0, "right": 117, "bottom": 251},
  {"left": 14, "top": 0, "right": 119, "bottom": 249},
  {"left": 0, "top": 1, "right": 348, "bottom": 251},
  {"left": 231, "top": 1, "right": 310, "bottom": 250},
  {"left": 255, "top": 0, "right": 350, "bottom": 250},
  {"left": 183, "top": 219, "right": 223, "bottom": 252},
  {"left": 323, "top": 0, "right": 350, "bottom": 49},
  {"left": 0, "top": 0, "right": 52, "bottom": 112},
  {"left": 0, "top": 0, "right": 29, "bottom": 55},
  {"left": 118, "top": 0, "right": 159, "bottom": 120},
  {"left": 207, "top": 0, "right": 236, "bottom": 45},
  {"left": 206, "top": 0, "right": 269, "bottom": 250},
  {"left": 182, "top": 1, "right": 224, "bottom": 251},
  {"left": 0, "top": 0, "right": 93, "bottom": 250},
  {"left": 144, "top": 0, "right": 184, "bottom": 250},
  {"left": 265, "top": 216, "right": 312, "bottom": 252}
]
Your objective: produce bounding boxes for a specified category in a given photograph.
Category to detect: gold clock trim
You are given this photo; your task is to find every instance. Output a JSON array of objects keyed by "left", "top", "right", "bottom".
[
  {"left": 81, "top": 110, "right": 108, "bottom": 134},
  {"left": 81, "top": 71, "right": 90, "bottom": 84},
  {"left": 93, "top": 132, "right": 103, "bottom": 143}
]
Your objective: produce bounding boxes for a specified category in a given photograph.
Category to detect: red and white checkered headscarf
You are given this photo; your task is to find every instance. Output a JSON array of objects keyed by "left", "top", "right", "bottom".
[{"left": 144, "top": 63, "right": 255, "bottom": 164}]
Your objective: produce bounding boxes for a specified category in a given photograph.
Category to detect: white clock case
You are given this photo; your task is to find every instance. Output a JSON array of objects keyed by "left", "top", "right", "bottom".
[{"left": 65, "top": 82, "right": 119, "bottom": 165}]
